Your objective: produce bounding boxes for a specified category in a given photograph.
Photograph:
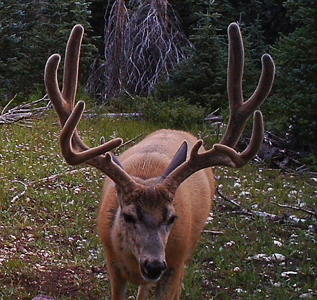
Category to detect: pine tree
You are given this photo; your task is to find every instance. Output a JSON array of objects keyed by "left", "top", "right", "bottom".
[
  {"left": 269, "top": 0, "right": 317, "bottom": 151},
  {"left": 0, "top": 0, "right": 96, "bottom": 100},
  {"left": 156, "top": 0, "right": 277, "bottom": 110},
  {"left": 156, "top": 0, "right": 228, "bottom": 109}
]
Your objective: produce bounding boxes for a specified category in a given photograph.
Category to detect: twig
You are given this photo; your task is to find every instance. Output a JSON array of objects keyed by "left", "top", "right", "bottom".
[
  {"left": 29, "top": 167, "right": 91, "bottom": 185},
  {"left": 216, "top": 188, "right": 308, "bottom": 225},
  {"left": 216, "top": 187, "right": 241, "bottom": 208},
  {"left": 0, "top": 95, "right": 50, "bottom": 125},
  {"left": 115, "top": 134, "right": 143, "bottom": 153},
  {"left": 11, "top": 180, "right": 28, "bottom": 203},
  {"left": 11, "top": 167, "right": 105, "bottom": 203},
  {"left": 272, "top": 202, "right": 317, "bottom": 217},
  {"left": 11, "top": 168, "right": 93, "bottom": 203},
  {"left": 1, "top": 94, "right": 17, "bottom": 115},
  {"left": 203, "top": 230, "right": 225, "bottom": 235}
]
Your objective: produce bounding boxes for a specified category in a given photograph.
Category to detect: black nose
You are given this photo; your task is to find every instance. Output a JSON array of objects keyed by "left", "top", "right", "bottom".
[{"left": 141, "top": 260, "right": 167, "bottom": 281}]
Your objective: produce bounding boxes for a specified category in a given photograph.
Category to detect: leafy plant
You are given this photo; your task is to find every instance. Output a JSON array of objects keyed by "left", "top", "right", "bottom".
[{"left": 136, "top": 96, "right": 207, "bottom": 129}]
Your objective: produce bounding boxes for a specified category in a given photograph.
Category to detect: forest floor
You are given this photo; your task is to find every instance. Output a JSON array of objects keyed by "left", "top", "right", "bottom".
[{"left": 0, "top": 113, "right": 316, "bottom": 299}]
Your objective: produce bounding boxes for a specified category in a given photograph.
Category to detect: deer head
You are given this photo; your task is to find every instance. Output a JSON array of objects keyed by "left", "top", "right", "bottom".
[{"left": 114, "top": 181, "right": 178, "bottom": 281}]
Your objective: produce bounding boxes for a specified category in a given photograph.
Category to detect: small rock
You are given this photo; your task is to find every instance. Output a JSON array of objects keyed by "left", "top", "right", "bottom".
[
  {"left": 299, "top": 293, "right": 315, "bottom": 298},
  {"left": 32, "top": 295, "right": 56, "bottom": 300},
  {"left": 268, "top": 253, "right": 286, "bottom": 262},
  {"left": 247, "top": 253, "right": 286, "bottom": 262},
  {"left": 273, "top": 240, "right": 283, "bottom": 247},
  {"left": 281, "top": 271, "right": 298, "bottom": 277},
  {"left": 233, "top": 266, "right": 241, "bottom": 273}
]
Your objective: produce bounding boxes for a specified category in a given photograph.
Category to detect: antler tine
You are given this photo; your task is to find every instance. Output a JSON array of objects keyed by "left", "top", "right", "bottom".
[
  {"left": 62, "top": 24, "right": 83, "bottom": 106},
  {"left": 227, "top": 22, "right": 244, "bottom": 110},
  {"left": 221, "top": 23, "right": 275, "bottom": 148},
  {"left": 213, "top": 110, "right": 264, "bottom": 166},
  {"left": 45, "top": 25, "right": 85, "bottom": 126},
  {"left": 45, "top": 54, "right": 69, "bottom": 125},
  {"left": 60, "top": 101, "right": 123, "bottom": 165},
  {"left": 58, "top": 99, "right": 134, "bottom": 191},
  {"left": 246, "top": 54, "right": 275, "bottom": 111}
]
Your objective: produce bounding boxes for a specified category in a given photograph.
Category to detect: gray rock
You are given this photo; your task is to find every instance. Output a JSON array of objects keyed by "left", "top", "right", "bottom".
[{"left": 32, "top": 295, "right": 56, "bottom": 300}]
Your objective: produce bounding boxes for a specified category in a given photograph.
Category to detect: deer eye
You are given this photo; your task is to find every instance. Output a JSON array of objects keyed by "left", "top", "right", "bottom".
[
  {"left": 167, "top": 215, "right": 178, "bottom": 226},
  {"left": 123, "top": 213, "right": 137, "bottom": 224}
]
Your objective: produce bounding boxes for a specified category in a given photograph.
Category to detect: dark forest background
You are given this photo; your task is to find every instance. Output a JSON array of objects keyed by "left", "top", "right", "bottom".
[{"left": 0, "top": 0, "right": 316, "bottom": 154}]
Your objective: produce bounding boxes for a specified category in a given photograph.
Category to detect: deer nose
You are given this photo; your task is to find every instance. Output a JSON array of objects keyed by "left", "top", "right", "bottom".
[{"left": 141, "top": 259, "right": 167, "bottom": 281}]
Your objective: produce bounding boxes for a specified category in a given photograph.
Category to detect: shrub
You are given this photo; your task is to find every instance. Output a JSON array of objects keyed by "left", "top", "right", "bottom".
[{"left": 136, "top": 96, "right": 207, "bottom": 130}]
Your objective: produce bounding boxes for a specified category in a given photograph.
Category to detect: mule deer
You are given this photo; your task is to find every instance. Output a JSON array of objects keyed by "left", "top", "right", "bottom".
[{"left": 44, "top": 23, "right": 275, "bottom": 299}]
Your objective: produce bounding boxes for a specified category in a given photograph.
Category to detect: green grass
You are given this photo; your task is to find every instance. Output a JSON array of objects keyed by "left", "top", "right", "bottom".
[{"left": 0, "top": 112, "right": 316, "bottom": 299}]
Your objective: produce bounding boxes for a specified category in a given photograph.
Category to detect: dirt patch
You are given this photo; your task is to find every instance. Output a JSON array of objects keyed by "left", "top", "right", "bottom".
[{"left": 1, "top": 265, "right": 108, "bottom": 299}]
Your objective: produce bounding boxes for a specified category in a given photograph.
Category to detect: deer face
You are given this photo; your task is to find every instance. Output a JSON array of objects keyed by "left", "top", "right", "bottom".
[{"left": 116, "top": 183, "right": 178, "bottom": 282}]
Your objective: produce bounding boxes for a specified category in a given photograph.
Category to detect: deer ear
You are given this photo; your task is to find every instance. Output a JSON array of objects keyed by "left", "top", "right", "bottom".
[
  {"left": 110, "top": 153, "right": 124, "bottom": 169},
  {"left": 162, "top": 141, "right": 188, "bottom": 179}
]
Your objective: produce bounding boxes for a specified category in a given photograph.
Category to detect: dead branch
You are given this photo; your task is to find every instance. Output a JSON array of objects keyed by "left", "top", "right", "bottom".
[
  {"left": 1, "top": 94, "right": 18, "bottom": 115},
  {"left": 104, "top": 0, "right": 128, "bottom": 98},
  {"left": 84, "top": 112, "right": 143, "bottom": 119},
  {"left": 29, "top": 167, "right": 91, "bottom": 185},
  {"left": 11, "top": 180, "right": 27, "bottom": 203},
  {"left": 254, "top": 131, "right": 310, "bottom": 172},
  {"left": 216, "top": 187, "right": 309, "bottom": 226},
  {"left": 216, "top": 187, "right": 241, "bottom": 208},
  {"left": 10, "top": 167, "right": 92, "bottom": 203},
  {"left": 205, "top": 113, "right": 313, "bottom": 173},
  {"left": 87, "top": 0, "right": 192, "bottom": 101},
  {"left": 0, "top": 95, "right": 50, "bottom": 125},
  {"left": 203, "top": 230, "right": 225, "bottom": 235},
  {"left": 272, "top": 202, "right": 317, "bottom": 218},
  {"left": 32, "top": 295, "right": 56, "bottom": 300},
  {"left": 125, "top": 0, "right": 191, "bottom": 96},
  {"left": 115, "top": 133, "right": 143, "bottom": 153}
]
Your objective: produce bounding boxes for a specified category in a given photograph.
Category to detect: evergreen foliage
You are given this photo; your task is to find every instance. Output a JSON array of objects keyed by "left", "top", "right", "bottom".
[
  {"left": 269, "top": 0, "right": 317, "bottom": 151},
  {"left": 156, "top": 0, "right": 274, "bottom": 110},
  {"left": 0, "top": 0, "right": 96, "bottom": 101},
  {"left": 156, "top": 1, "right": 227, "bottom": 110},
  {"left": 0, "top": 0, "right": 316, "bottom": 152}
]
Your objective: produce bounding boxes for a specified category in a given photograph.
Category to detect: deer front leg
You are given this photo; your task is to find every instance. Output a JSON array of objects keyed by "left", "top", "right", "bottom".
[
  {"left": 107, "top": 261, "right": 128, "bottom": 300},
  {"left": 137, "top": 283, "right": 153, "bottom": 300},
  {"left": 154, "top": 266, "right": 185, "bottom": 300}
]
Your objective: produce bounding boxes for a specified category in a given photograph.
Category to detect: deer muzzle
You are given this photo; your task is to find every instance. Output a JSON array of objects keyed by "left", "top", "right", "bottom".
[{"left": 140, "top": 258, "right": 167, "bottom": 281}]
